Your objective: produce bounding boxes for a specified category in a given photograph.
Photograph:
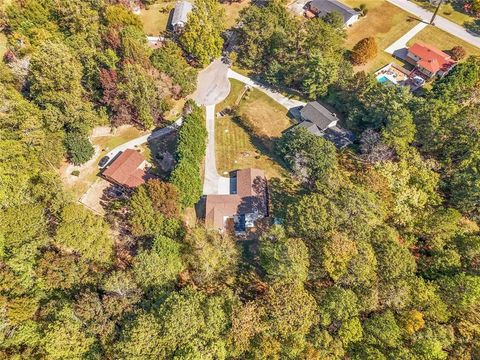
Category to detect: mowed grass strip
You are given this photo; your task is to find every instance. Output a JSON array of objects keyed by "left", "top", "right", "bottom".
[
  {"left": 408, "top": 25, "right": 480, "bottom": 57},
  {"left": 215, "top": 79, "right": 291, "bottom": 178}
]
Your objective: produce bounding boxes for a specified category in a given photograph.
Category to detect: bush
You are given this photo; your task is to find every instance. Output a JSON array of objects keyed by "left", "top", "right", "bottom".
[
  {"left": 350, "top": 37, "right": 378, "bottom": 65},
  {"left": 64, "top": 132, "right": 95, "bottom": 165},
  {"left": 71, "top": 170, "right": 80, "bottom": 177},
  {"left": 450, "top": 45, "right": 466, "bottom": 61},
  {"left": 170, "top": 101, "right": 207, "bottom": 208}
]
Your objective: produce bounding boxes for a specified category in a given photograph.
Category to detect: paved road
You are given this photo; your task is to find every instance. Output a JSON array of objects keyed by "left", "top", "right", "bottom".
[
  {"left": 203, "top": 105, "right": 230, "bottom": 195},
  {"left": 385, "top": 22, "right": 428, "bottom": 56},
  {"left": 387, "top": 0, "right": 480, "bottom": 48},
  {"left": 193, "top": 59, "right": 231, "bottom": 106},
  {"left": 104, "top": 117, "right": 183, "bottom": 163},
  {"left": 227, "top": 70, "right": 306, "bottom": 110}
]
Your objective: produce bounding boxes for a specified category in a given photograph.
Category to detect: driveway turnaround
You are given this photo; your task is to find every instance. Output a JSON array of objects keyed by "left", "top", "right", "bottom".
[
  {"left": 193, "top": 59, "right": 231, "bottom": 106},
  {"left": 387, "top": 0, "right": 480, "bottom": 48},
  {"left": 385, "top": 22, "right": 428, "bottom": 57}
]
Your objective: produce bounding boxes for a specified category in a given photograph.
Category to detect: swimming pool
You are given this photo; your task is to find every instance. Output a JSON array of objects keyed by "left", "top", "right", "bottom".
[{"left": 377, "top": 75, "right": 390, "bottom": 84}]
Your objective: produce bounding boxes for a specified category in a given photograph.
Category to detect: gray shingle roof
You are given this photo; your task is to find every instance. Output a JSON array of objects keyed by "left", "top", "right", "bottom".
[
  {"left": 309, "top": 0, "right": 359, "bottom": 23},
  {"left": 300, "top": 101, "right": 338, "bottom": 130},
  {"left": 172, "top": 0, "right": 193, "bottom": 27}
]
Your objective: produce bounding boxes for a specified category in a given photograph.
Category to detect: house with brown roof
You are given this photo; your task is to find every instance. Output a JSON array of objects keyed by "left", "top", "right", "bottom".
[
  {"left": 205, "top": 168, "right": 268, "bottom": 233},
  {"left": 102, "top": 149, "right": 150, "bottom": 188},
  {"left": 406, "top": 42, "right": 457, "bottom": 78}
]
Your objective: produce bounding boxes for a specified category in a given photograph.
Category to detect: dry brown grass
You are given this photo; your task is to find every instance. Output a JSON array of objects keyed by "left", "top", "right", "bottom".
[{"left": 342, "top": 0, "right": 420, "bottom": 72}]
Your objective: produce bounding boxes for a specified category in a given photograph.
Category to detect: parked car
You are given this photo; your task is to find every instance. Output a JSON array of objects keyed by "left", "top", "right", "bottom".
[{"left": 98, "top": 156, "right": 110, "bottom": 168}]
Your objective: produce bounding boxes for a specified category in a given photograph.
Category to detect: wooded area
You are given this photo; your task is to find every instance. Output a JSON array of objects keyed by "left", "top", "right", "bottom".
[{"left": 0, "top": 0, "right": 479, "bottom": 359}]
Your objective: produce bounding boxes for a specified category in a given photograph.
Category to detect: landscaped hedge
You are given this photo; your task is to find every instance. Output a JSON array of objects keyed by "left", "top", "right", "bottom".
[{"left": 170, "top": 101, "right": 207, "bottom": 208}]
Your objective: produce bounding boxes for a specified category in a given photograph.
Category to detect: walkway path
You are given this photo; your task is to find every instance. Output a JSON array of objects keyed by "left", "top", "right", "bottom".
[
  {"left": 387, "top": 0, "right": 480, "bottom": 48},
  {"left": 227, "top": 69, "right": 306, "bottom": 110},
  {"left": 385, "top": 22, "right": 428, "bottom": 57},
  {"left": 105, "top": 117, "right": 183, "bottom": 161}
]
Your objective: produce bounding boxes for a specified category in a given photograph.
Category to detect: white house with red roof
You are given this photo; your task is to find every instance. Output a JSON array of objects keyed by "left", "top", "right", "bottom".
[{"left": 406, "top": 42, "right": 457, "bottom": 78}]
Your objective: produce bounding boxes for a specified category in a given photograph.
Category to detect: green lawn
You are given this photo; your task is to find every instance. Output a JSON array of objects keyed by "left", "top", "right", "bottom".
[
  {"left": 408, "top": 25, "right": 480, "bottom": 57},
  {"left": 342, "top": 0, "right": 421, "bottom": 72},
  {"left": 139, "top": 3, "right": 174, "bottom": 35},
  {"left": 215, "top": 79, "right": 292, "bottom": 178}
]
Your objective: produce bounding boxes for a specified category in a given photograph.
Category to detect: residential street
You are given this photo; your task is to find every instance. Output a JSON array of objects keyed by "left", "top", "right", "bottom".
[{"left": 387, "top": 0, "right": 480, "bottom": 48}]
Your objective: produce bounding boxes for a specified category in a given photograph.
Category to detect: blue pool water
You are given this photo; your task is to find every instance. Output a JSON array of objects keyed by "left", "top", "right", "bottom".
[{"left": 377, "top": 75, "right": 389, "bottom": 84}]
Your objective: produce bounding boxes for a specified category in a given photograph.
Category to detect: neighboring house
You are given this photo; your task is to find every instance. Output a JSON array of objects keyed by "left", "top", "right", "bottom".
[
  {"left": 406, "top": 42, "right": 457, "bottom": 78},
  {"left": 171, "top": 0, "right": 193, "bottom": 32},
  {"left": 205, "top": 168, "right": 268, "bottom": 234},
  {"left": 306, "top": 0, "right": 360, "bottom": 27},
  {"left": 102, "top": 149, "right": 150, "bottom": 188},
  {"left": 293, "top": 101, "right": 354, "bottom": 148}
]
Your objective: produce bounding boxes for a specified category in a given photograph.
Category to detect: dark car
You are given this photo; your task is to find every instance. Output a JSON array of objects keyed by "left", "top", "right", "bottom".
[{"left": 98, "top": 156, "right": 110, "bottom": 168}]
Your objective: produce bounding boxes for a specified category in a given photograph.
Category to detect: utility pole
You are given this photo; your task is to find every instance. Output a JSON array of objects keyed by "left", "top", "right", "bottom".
[{"left": 430, "top": 0, "right": 443, "bottom": 24}]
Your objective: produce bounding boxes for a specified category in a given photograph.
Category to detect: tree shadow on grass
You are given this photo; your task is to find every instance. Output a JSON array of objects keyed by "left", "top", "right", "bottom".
[{"left": 230, "top": 114, "right": 290, "bottom": 172}]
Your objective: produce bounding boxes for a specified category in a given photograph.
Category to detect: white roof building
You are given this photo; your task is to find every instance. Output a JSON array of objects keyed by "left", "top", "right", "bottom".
[{"left": 171, "top": 0, "right": 193, "bottom": 29}]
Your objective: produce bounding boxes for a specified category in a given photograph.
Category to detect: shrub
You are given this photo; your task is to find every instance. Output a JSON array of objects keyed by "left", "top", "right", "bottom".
[
  {"left": 64, "top": 132, "right": 95, "bottom": 165},
  {"left": 170, "top": 101, "right": 207, "bottom": 208},
  {"left": 71, "top": 170, "right": 80, "bottom": 177},
  {"left": 350, "top": 37, "right": 378, "bottom": 65},
  {"left": 450, "top": 45, "right": 466, "bottom": 61}
]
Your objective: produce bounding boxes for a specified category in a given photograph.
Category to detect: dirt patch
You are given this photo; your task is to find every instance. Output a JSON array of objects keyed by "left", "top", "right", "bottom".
[{"left": 79, "top": 178, "right": 111, "bottom": 215}]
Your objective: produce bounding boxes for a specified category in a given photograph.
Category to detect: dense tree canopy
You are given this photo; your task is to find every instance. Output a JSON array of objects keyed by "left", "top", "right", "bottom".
[{"left": 1, "top": 0, "right": 480, "bottom": 359}]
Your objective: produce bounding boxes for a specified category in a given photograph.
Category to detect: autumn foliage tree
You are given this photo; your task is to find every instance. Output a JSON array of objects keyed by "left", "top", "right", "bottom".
[
  {"left": 450, "top": 45, "right": 466, "bottom": 61},
  {"left": 350, "top": 37, "right": 377, "bottom": 65}
]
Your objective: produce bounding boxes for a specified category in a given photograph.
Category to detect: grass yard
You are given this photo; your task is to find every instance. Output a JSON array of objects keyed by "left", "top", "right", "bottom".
[
  {"left": 0, "top": 33, "right": 7, "bottom": 58},
  {"left": 138, "top": 0, "right": 247, "bottom": 35},
  {"left": 410, "top": 0, "right": 476, "bottom": 28},
  {"left": 60, "top": 126, "right": 147, "bottom": 199},
  {"left": 220, "top": 0, "right": 251, "bottom": 28},
  {"left": 0, "top": 0, "right": 10, "bottom": 57},
  {"left": 139, "top": 3, "right": 174, "bottom": 35},
  {"left": 408, "top": 25, "right": 480, "bottom": 57},
  {"left": 342, "top": 0, "right": 421, "bottom": 72},
  {"left": 215, "top": 79, "right": 292, "bottom": 178}
]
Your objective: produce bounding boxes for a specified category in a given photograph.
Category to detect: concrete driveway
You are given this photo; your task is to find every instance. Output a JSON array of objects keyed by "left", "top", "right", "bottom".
[
  {"left": 203, "top": 105, "right": 230, "bottom": 195},
  {"left": 197, "top": 60, "right": 308, "bottom": 196},
  {"left": 385, "top": 22, "right": 428, "bottom": 57},
  {"left": 104, "top": 117, "right": 183, "bottom": 162},
  {"left": 193, "top": 59, "right": 231, "bottom": 106}
]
